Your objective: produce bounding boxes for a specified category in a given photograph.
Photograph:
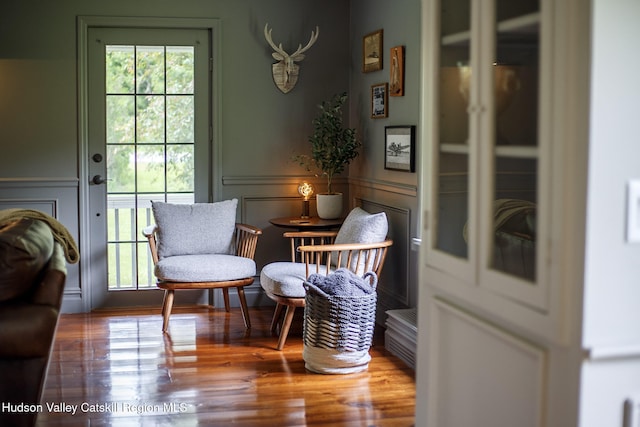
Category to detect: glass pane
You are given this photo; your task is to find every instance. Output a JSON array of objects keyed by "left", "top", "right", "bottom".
[
  {"left": 136, "top": 196, "right": 155, "bottom": 228},
  {"left": 106, "top": 95, "right": 134, "bottom": 144},
  {"left": 136, "top": 144, "right": 166, "bottom": 193},
  {"left": 435, "top": 0, "right": 471, "bottom": 259},
  {"left": 137, "top": 241, "right": 154, "bottom": 289},
  {"left": 107, "top": 202, "right": 136, "bottom": 242},
  {"left": 136, "top": 46, "right": 165, "bottom": 94},
  {"left": 108, "top": 242, "right": 136, "bottom": 289},
  {"left": 136, "top": 95, "right": 165, "bottom": 143},
  {"left": 135, "top": 194, "right": 157, "bottom": 236},
  {"left": 497, "top": 0, "right": 539, "bottom": 22},
  {"left": 166, "top": 46, "right": 194, "bottom": 94},
  {"left": 107, "top": 144, "right": 135, "bottom": 193},
  {"left": 138, "top": 193, "right": 162, "bottom": 209},
  {"left": 441, "top": 0, "right": 471, "bottom": 36},
  {"left": 491, "top": 0, "right": 540, "bottom": 281},
  {"left": 107, "top": 242, "right": 119, "bottom": 289},
  {"left": 167, "top": 96, "right": 194, "bottom": 143},
  {"left": 437, "top": 153, "right": 471, "bottom": 256},
  {"left": 106, "top": 45, "right": 134, "bottom": 94},
  {"left": 166, "top": 193, "right": 194, "bottom": 204},
  {"left": 167, "top": 145, "right": 194, "bottom": 192}
]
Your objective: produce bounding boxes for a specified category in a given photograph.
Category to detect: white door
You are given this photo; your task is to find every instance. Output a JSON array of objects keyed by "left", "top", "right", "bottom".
[{"left": 87, "top": 27, "right": 211, "bottom": 308}]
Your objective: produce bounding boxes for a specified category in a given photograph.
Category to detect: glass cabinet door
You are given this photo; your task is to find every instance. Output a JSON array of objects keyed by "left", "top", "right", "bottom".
[
  {"left": 434, "top": 0, "right": 472, "bottom": 261},
  {"left": 488, "top": 1, "right": 540, "bottom": 282},
  {"left": 428, "top": 0, "right": 547, "bottom": 307}
]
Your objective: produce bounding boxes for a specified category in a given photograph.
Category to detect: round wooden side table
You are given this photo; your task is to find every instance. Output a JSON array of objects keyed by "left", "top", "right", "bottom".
[{"left": 269, "top": 216, "right": 344, "bottom": 230}]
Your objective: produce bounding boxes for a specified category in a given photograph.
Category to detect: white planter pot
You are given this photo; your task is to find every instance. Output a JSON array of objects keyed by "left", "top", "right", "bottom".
[{"left": 316, "top": 193, "right": 343, "bottom": 219}]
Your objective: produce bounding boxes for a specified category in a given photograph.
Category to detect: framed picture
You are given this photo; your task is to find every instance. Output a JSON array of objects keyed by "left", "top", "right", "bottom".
[
  {"left": 389, "top": 46, "right": 405, "bottom": 96},
  {"left": 362, "top": 29, "right": 383, "bottom": 73},
  {"left": 371, "top": 83, "right": 388, "bottom": 119},
  {"left": 385, "top": 125, "right": 415, "bottom": 172}
]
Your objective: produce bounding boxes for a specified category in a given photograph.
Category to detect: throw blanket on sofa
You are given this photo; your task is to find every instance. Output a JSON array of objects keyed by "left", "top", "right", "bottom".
[{"left": 0, "top": 209, "right": 79, "bottom": 264}]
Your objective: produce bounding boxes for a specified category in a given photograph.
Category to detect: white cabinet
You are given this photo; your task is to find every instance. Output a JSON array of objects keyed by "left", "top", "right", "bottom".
[
  {"left": 419, "top": 3, "right": 564, "bottom": 423},
  {"left": 417, "top": 1, "right": 640, "bottom": 426},
  {"left": 423, "top": 0, "right": 551, "bottom": 313}
]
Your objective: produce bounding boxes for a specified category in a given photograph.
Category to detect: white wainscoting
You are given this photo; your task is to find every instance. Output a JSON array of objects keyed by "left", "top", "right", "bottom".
[
  {"left": 428, "top": 298, "right": 547, "bottom": 427},
  {"left": 0, "top": 178, "right": 83, "bottom": 312}
]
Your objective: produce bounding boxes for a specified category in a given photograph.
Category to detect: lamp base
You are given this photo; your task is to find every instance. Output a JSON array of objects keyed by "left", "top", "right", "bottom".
[{"left": 301, "top": 200, "right": 310, "bottom": 218}]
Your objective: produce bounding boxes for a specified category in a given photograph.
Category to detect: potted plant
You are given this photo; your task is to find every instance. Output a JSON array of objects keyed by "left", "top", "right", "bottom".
[{"left": 294, "top": 92, "right": 361, "bottom": 219}]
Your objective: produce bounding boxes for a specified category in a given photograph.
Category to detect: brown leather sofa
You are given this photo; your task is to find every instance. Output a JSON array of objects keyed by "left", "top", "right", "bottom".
[{"left": 0, "top": 217, "right": 68, "bottom": 427}]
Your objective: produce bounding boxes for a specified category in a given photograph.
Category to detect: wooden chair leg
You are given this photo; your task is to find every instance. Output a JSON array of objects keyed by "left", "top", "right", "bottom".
[
  {"left": 270, "top": 303, "right": 284, "bottom": 334},
  {"left": 236, "top": 286, "right": 251, "bottom": 329},
  {"left": 277, "top": 305, "right": 296, "bottom": 351},
  {"left": 162, "top": 290, "right": 175, "bottom": 332},
  {"left": 161, "top": 290, "right": 169, "bottom": 317},
  {"left": 222, "top": 288, "right": 231, "bottom": 312}
]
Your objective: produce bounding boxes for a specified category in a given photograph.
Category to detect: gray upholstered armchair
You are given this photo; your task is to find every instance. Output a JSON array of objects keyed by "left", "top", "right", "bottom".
[{"left": 144, "top": 199, "right": 261, "bottom": 332}]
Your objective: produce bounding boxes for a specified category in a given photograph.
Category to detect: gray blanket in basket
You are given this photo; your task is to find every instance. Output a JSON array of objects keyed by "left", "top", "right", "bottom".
[{"left": 306, "top": 268, "right": 374, "bottom": 297}]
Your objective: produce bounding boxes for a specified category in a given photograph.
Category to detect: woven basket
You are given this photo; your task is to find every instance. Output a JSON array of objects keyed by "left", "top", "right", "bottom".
[{"left": 302, "top": 272, "right": 377, "bottom": 374}]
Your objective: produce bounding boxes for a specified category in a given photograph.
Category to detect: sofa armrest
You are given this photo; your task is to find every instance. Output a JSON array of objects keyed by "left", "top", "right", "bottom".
[{"left": 31, "top": 243, "right": 66, "bottom": 307}]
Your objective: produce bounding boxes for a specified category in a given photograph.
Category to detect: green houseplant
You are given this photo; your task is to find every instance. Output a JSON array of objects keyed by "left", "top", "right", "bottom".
[{"left": 295, "top": 92, "right": 360, "bottom": 218}]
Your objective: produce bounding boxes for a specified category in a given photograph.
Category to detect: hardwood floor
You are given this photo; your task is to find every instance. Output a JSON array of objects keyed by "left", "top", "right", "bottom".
[{"left": 37, "top": 306, "right": 416, "bottom": 426}]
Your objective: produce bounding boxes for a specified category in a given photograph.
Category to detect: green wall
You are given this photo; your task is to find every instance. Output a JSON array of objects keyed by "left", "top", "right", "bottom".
[
  {"left": 348, "top": 0, "right": 422, "bottom": 311},
  {"left": 0, "top": 0, "right": 422, "bottom": 312},
  {"left": 0, "top": 0, "right": 350, "bottom": 180}
]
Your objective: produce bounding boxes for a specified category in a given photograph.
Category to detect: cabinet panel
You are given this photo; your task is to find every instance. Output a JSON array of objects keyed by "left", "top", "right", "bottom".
[{"left": 428, "top": 299, "right": 547, "bottom": 427}]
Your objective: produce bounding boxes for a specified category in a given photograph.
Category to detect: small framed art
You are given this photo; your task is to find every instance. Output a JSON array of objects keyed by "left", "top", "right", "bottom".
[
  {"left": 362, "top": 29, "right": 383, "bottom": 73},
  {"left": 385, "top": 125, "right": 415, "bottom": 172},
  {"left": 389, "top": 45, "right": 405, "bottom": 96},
  {"left": 371, "top": 83, "right": 388, "bottom": 119}
]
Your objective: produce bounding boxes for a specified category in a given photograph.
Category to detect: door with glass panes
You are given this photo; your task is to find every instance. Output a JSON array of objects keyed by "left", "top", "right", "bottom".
[{"left": 87, "top": 27, "right": 211, "bottom": 308}]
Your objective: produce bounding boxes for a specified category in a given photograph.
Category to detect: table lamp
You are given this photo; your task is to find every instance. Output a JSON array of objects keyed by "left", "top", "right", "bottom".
[{"left": 297, "top": 182, "right": 314, "bottom": 218}]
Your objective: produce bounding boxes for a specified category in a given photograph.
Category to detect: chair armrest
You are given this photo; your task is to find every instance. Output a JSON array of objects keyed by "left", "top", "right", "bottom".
[
  {"left": 142, "top": 224, "right": 157, "bottom": 238},
  {"left": 298, "top": 239, "right": 393, "bottom": 253},
  {"left": 142, "top": 225, "right": 159, "bottom": 264},
  {"left": 235, "top": 223, "right": 262, "bottom": 236},
  {"left": 234, "top": 223, "right": 262, "bottom": 259}
]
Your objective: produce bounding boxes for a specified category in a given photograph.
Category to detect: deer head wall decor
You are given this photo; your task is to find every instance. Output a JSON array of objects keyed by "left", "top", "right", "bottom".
[{"left": 264, "top": 23, "right": 319, "bottom": 94}]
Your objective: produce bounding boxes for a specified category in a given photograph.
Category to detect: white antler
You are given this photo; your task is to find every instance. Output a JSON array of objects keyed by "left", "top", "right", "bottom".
[
  {"left": 290, "top": 26, "right": 319, "bottom": 60},
  {"left": 264, "top": 23, "right": 288, "bottom": 61},
  {"left": 264, "top": 24, "right": 319, "bottom": 62}
]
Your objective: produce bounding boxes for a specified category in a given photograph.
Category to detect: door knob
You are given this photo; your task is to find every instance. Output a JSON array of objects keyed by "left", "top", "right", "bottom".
[{"left": 91, "top": 175, "right": 111, "bottom": 185}]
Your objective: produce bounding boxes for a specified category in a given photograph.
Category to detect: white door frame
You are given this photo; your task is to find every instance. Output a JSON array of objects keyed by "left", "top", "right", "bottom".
[{"left": 77, "top": 16, "right": 221, "bottom": 311}]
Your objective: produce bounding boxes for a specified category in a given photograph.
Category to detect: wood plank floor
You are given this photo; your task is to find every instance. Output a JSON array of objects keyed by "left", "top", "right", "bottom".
[{"left": 37, "top": 306, "right": 416, "bottom": 426}]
